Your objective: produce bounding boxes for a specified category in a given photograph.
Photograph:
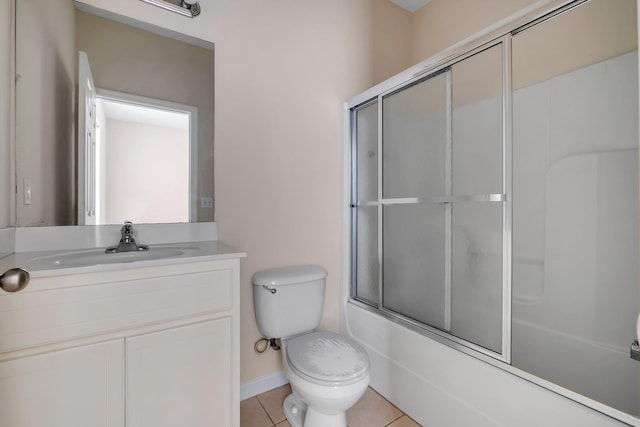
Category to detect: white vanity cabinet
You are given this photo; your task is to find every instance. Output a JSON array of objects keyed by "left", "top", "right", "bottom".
[
  {"left": 0, "top": 340, "right": 125, "bottom": 427},
  {"left": 0, "top": 256, "right": 241, "bottom": 427},
  {"left": 126, "top": 318, "right": 232, "bottom": 427}
]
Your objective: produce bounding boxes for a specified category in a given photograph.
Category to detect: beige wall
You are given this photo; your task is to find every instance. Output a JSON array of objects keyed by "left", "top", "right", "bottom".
[
  {"left": 78, "top": 0, "right": 392, "bottom": 384},
  {"left": 370, "top": 0, "right": 550, "bottom": 85},
  {"left": 370, "top": 0, "right": 549, "bottom": 85},
  {"left": 374, "top": 0, "right": 637, "bottom": 94},
  {"left": 390, "top": 0, "right": 639, "bottom": 115},
  {"left": 372, "top": 0, "right": 413, "bottom": 84},
  {"left": 15, "top": 0, "right": 76, "bottom": 226},
  {"left": 411, "top": 0, "right": 539, "bottom": 64},
  {"left": 0, "top": 0, "right": 13, "bottom": 229},
  {"left": 513, "top": 0, "right": 637, "bottom": 89},
  {"left": 210, "top": 0, "right": 376, "bottom": 383}
]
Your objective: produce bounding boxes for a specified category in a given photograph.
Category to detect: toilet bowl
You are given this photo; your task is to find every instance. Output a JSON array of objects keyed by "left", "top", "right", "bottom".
[
  {"left": 282, "top": 331, "right": 370, "bottom": 427},
  {"left": 252, "top": 266, "right": 370, "bottom": 427}
]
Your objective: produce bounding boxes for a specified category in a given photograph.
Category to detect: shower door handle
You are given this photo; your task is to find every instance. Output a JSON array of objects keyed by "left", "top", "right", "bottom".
[
  {"left": 380, "top": 194, "right": 508, "bottom": 205},
  {"left": 432, "top": 194, "right": 508, "bottom": 203}
]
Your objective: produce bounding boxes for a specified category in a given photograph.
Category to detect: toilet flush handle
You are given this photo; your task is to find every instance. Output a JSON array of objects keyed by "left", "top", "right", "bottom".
[{"left": 262, "top": 285, "right": 277, "bottom": 294}]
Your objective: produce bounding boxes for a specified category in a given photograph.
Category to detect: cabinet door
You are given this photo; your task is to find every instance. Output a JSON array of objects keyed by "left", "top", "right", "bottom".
[
  {"left": 0, "top": 340, "right": 124, "bottom": 427},
  {"left": 126, "top": 319, "right": 231, "bottom": 427}
]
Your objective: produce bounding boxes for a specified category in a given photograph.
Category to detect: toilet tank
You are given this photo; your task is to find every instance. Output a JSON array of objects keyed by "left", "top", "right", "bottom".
[{"left": 252, "top": 265, "right": 327, "bottom": 340}]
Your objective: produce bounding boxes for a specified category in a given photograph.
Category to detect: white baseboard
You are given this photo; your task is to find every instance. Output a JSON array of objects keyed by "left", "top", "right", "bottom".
[{"left": 240, "top": 370, "right": 288, "bottom": 401}]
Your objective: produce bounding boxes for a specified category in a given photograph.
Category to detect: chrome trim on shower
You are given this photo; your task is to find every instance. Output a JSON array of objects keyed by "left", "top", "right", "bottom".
[
  {"left": 377, "top": 93, "right": 384, "bottom": 311},
  {"left": 444, "top": 68, "right": 453, "bottom": 333},
  {"left": 501, "top": 35, "right": 513, "bottom": 364},
  {"left": 351, "top": 298, "right": 509, "bottom": 362},
  {"left": 376, "top": 194, "right": 508, "bottom": 205}
]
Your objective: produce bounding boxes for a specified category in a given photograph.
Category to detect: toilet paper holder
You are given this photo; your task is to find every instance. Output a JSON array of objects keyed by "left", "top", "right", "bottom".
[{"left": 630, "top": 340, "right": 640, "bottom": 361}]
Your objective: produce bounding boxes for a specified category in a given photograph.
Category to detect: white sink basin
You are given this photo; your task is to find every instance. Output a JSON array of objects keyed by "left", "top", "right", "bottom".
[{"left": 31, "top": 246, "right": 199, "bottom": 268}]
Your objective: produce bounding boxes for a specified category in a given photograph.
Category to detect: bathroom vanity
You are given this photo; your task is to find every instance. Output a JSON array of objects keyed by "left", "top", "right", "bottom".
[{"left": 0, "top": 240, "right": 244, "bottom": 427}]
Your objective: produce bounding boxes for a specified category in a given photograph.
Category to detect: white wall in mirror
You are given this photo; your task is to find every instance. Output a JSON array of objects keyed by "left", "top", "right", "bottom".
[
  {"left": 100, "top": 102, "right": 190, "bottom": 225},
  {"left": 83, "top": 89, "right": 193, "bottom": 225}
]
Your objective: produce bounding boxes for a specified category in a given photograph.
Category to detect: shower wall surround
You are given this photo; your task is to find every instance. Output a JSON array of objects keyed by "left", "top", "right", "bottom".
[
  {"left": 347, "top": 0, "right": 639, "bottom": 425},
  {"left": 512, "top": 34, "right": 639, "bottom": 419}
]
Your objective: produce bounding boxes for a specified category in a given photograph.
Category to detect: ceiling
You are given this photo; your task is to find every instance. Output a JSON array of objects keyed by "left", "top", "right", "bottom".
[
  {"left": 389, "top": 0, "right": 432, "bottom": 13},
  {"left": 99, "top": 99, "right": 189, "bottom": 130}
]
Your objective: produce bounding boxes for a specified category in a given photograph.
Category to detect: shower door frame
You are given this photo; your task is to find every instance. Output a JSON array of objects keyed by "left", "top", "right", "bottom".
[{"left": 349, "top": 36, "right": 513, "bottom": 363}]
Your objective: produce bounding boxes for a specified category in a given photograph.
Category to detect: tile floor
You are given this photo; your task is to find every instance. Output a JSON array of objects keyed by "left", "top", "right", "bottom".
[{"left": 241, "top": 384, "right": 421, "bottom": 427}]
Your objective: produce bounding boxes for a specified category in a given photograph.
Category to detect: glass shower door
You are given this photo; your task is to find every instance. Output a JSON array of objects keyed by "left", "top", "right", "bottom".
[
  {"left": 381, "top": 72, "right": 448, "bottom": 330},
  {"left": 450, "top": 44, "right": 505, "bottom": 354},
  {"left": 352, "top": 101, "right": 380, "bottom": 306},
  {"left": 370, "top": 42, "right": 508, "bottom": 357}
]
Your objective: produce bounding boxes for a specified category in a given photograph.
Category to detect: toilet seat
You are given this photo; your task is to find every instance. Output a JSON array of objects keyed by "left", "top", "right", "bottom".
[{"left": 285, "top": 331, "right": 369, "bottom": 386}]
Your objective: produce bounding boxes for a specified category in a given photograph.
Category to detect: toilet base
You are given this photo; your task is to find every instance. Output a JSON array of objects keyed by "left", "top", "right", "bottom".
[
  {"left": 304, "top": 406, "right": 347, "bottom": 427},
  {"left": 283, "top": 393, "right": 348, "bottom": 427},
  {"left": 283, "top": 394, "right": 305, "bottom": 427}
]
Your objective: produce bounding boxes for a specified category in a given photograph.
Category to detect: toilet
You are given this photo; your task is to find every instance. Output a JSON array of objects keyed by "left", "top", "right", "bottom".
[{"left": 252, "top": 265, "right": 370, "bottom": 427}]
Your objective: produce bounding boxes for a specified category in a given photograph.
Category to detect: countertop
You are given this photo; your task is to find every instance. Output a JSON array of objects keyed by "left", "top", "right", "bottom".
[{"left": 0, "top": 240, "right": 246, "bottom": 278}]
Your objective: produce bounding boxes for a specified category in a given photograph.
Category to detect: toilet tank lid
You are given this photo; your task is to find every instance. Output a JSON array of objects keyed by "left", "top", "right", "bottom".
[{"left": 252, "top": 265, "right": 327, "bottom": 287}]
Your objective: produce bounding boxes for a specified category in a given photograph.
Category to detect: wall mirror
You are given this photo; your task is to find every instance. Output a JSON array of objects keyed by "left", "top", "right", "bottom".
[{"left": 15, "top": 0, "right": 214, "bottom": 226}]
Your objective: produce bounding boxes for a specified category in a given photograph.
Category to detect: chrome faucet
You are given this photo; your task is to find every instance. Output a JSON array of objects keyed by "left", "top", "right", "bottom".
[{"left": 105, "top": 221, "right": 149, "bottom": 253}]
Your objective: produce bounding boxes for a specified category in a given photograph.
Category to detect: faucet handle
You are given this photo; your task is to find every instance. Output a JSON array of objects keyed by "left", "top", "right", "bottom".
[
  {"left": 106, "top": 221, "right": 148, "bottom": 253},
  {"left": 121, "top": 221, "right": 135, "bottom": 242}
]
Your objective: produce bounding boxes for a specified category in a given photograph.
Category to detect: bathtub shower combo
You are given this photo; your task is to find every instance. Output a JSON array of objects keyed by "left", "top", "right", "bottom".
[{"left": 346, "top": 0, "right": 639, "bottom": 424}]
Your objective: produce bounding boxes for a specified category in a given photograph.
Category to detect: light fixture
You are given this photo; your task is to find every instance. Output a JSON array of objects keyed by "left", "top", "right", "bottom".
[
  {"left": 181, "top": 0, "right": 201, "bottom": 17},
  {"left": 139, "top": 0, "right": 201, "bottom": 18}
]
